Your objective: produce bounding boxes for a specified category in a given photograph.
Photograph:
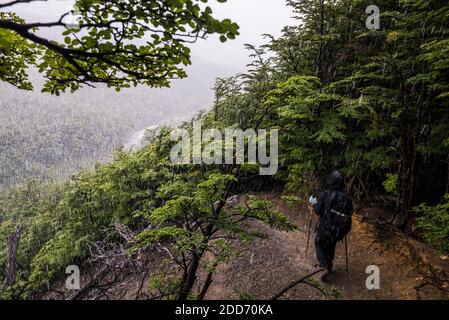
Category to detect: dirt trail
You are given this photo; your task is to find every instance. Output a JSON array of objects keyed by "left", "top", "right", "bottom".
[
  {"left": 41, "top": 193, "right": 449, "bottom": 300},
  {"left": 203, "top": 194, "right": 449, "bottom": 300}
]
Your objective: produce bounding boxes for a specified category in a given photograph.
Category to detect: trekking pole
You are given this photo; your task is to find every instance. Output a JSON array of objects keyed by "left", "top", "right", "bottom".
[
  {"left": 344, "top": 236, "right": 349, "bottom": 274},
  {"left": 305, "top": 205, "right": 313, "bottom": 258}
]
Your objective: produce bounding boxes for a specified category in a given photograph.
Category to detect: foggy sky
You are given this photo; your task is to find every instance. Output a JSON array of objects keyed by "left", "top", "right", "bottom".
[
  {"left": 191, "top": 0, "right": 294, "bottom": 71},
  {"left": 6, "top": 0, "right": 295, "bottom": 73}
]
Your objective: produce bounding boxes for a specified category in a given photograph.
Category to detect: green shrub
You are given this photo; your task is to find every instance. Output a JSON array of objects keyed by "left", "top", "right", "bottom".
[
  {"left": 383, "top": 173, "right": 398, "bottom": 194},
  {"left": 415, "top": 195, "right": 449, "bottom": 254},
  {"left": 239, "top": 291, "right": 253, "bottom": 300}
]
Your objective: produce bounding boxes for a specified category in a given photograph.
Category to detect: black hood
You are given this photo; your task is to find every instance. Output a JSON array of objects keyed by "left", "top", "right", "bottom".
[{"left": 327, "top": 170, "right": 344, "bottom": 191}]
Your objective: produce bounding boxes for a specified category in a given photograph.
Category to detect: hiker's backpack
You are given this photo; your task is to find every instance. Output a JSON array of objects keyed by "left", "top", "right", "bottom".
[{"left": 322, "top": 190, "right": 353, "bottom": 242}]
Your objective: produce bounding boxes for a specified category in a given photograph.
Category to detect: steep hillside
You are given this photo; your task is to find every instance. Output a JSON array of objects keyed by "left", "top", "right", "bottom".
[{"left": 38, "top": 193, "right": 449, "bottom": 300}]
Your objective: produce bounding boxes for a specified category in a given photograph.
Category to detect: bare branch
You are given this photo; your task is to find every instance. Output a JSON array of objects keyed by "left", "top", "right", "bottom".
[{"left": 0, "top": 0, "right": 46, "bottom": 9}]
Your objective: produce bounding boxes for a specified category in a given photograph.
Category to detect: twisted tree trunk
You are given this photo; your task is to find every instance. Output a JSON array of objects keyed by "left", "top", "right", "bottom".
[
  {"left": 197, "top": 271, "right": 213, "bottom": 300},
  {"left": 177, "top": 253, "right": 202, "bottom": 301},
  {"left": 4, "top": 224, "right": 23, "bottom": 287}
]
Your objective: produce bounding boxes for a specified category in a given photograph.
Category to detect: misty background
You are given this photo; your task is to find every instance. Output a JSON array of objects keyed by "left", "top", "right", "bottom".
[{"left": 0, "top": 0, "right": 294, "bottom": 188}]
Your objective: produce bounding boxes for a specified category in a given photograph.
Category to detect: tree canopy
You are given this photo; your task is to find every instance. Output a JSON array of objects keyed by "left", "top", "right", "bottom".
[{"left": 0, "top": 0, "right": 239, "bottom": 94}]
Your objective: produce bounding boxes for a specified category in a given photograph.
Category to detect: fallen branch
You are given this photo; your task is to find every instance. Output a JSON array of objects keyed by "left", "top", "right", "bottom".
[
  {"left": 270, "top": 269, "right": 323, "bottom": 300},
  {"left": 303, "top": 280, "right": 328, "bottom": 298}
]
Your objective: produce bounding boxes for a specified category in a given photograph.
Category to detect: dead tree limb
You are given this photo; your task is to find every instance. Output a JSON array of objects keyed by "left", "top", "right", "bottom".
[
  {"left": 4, "top": 224, "right": 24, "bottom": 287},
  {"left": 114, "top": 220, "right": 135, "bottom": 244},
  {"left": 134, "top": 268, "right": 151, "bottom": 300},
  {"left": 303, "top": 280, "right": 328, "bottom": 298},
  {"left": 270, "top": 269, "right": 323, "bottom": 300}
]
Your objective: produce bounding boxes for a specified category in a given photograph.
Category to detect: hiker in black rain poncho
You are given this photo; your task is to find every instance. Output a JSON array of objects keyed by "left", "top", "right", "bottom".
[{"left": 309, "top": 170, "right": 353, "bottom": 282}]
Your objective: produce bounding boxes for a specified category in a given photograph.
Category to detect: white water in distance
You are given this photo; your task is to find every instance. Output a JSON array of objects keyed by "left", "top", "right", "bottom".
[{"left": 123, "top": 117, "right": 188, "bottom": 151}]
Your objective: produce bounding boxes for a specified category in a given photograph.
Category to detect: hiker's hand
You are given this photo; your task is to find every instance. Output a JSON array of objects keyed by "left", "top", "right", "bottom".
[{"left": 309, "top": 195, "right": 317, "bottom": 205}]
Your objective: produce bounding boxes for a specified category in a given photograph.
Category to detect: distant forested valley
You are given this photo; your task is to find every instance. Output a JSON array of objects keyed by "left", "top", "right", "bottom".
[{"left": 0, "top": 59, "right": 228, "bottom": 190}]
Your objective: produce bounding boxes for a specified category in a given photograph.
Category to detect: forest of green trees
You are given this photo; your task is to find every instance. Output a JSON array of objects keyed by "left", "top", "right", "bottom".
[
  {"left": 0, "top": 76, "right": 217, "bottom": 190},
  {"left": 0, "top": 86, "right": 137, "bottom": 189},
  {"left": 1, "top": 0, "right": 449, "bottom": 300}
]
